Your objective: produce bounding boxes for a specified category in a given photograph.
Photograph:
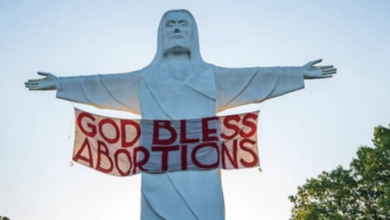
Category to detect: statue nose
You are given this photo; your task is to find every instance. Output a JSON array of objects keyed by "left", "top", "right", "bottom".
[{"left": 174, "top": 28, "right": 180, "bottom": 33}]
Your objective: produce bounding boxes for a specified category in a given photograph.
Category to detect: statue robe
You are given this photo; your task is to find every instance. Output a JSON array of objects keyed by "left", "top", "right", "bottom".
[{"left": 56, "top": 65, "right": 304, "bottom": 220}]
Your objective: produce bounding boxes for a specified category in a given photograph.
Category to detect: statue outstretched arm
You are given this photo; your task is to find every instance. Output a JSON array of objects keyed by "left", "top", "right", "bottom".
[
  {"left": 25, "top": 71, "right": 142, "bottom": 114},
  {"left": 215, "top": 59, "right": 336, "bottom": 111}
]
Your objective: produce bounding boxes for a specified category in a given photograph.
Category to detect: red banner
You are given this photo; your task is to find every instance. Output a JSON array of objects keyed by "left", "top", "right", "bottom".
[{"left": 73, "top": 108, "right": 260, "bottom": 176}]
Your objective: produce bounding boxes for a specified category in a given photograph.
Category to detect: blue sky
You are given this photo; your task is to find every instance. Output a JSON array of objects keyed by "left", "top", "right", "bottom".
[{"left": 1, "top": 0, "right": 390, "bottom": 219}]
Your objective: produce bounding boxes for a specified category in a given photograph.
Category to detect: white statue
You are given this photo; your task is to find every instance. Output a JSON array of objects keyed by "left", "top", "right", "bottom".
[{"left": 25, "top": 9, "right": 336, "bottom": 220}]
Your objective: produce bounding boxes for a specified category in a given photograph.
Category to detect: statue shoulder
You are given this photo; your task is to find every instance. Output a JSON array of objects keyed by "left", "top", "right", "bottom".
[
  {"left": 99, "top": 69, "right": 143, "bottom": 80},
  {"left": 95, "top": 69, "right": 144, "bottom": 88},
  {"left": 204, "top": 64, "right": 234, "bottom": 75}
]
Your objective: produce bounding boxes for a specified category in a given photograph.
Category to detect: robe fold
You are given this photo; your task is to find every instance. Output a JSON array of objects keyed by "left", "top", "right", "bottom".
[
  {"left": 56, "top": 71, "right": 143, "bottom": 114},
  {"left": 56, "top": 66, "right": 304, "bottom": 220}
]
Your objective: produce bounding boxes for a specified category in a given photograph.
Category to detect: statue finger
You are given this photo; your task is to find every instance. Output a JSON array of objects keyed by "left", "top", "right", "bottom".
[
  {"left": 319, "top": 65, "right": 333, "bottom": 69},
  {"left": 322, "top": 69, "right": 337, "bottom": 74},
  {"left": 29, "top": 86, "right": 41, "bottom": 90},
  {"left": 322, "top": 68, "right": 336, "bottom": 72},
  {"left": 25, "top": 84, "right": 36, "bottom": 88},
  {"left": 309, "top": 59, "right": 322, "bottom": 66},
  {"left": 323, "top": 71, "right": 336, "bottom": 75},
  {"left": 25, "top": 82, "right": 39, "bottom": 86},
  {"left": 28, "top": 79, "right": 41, "bottom": 82},
  {"left": 37, "top": 72, "right": 50, "bottom": 76}
]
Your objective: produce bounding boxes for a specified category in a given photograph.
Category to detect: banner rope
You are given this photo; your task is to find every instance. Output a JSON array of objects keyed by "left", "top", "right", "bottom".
[{"left": 56, "top": 79, "right": 76, "bottom": 167}]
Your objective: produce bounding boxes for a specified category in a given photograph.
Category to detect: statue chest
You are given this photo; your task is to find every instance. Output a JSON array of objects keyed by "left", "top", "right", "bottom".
[{"left": 138, "top": 73, "right": 216, "bottom": 120}]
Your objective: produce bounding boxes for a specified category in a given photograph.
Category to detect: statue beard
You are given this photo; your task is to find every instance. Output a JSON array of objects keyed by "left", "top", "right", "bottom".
[{"left": 163, "top": 40, "right": 191, "bottom": 54}]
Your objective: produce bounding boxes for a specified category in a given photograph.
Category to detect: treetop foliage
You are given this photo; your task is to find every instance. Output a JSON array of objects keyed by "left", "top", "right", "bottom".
[{"left": 289, "top": 123, "right": 390, "bottom": 220}]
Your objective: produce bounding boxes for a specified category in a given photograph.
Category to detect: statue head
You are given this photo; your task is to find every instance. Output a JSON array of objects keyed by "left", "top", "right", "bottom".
[
  {"left": 162, "top": 10, "right": 192, "bottom": 54},
  {"left": 146, "top": 9, "right": 208, "bottom": 73}
]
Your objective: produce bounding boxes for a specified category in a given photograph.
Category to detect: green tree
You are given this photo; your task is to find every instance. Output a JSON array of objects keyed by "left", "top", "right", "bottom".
[
  {"left": 0, "top": 216, "right": 10, "bottom": 220},
  {"left": 289, "top": 123, "right": 390, "bottom": 220}
]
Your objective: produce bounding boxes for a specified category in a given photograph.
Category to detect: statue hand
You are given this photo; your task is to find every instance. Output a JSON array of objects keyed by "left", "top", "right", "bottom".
[
  {"left": 302, "top": 59, "right": 337, "bottom": 79},
  {"left": 25, "top": 72, "right": 58, "bottom": 90}
]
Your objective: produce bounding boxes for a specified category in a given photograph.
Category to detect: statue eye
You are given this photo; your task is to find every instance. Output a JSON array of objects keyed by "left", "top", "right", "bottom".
[
  {"left": 180, "top": 21, "right": 188, "bottom": 27},
  {"left": 166, "top": 22, "right": 174, "bottom": 27}
]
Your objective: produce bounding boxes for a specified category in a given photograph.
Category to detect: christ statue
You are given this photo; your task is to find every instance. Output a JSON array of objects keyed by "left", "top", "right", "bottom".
[{"left": 25, "top": 9, "right": 336, "bottom": 220}]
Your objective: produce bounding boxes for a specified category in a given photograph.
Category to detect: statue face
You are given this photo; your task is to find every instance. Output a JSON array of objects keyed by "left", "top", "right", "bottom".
[{"left": 163, "top": 11, "right": 192, "bottom": 54}]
